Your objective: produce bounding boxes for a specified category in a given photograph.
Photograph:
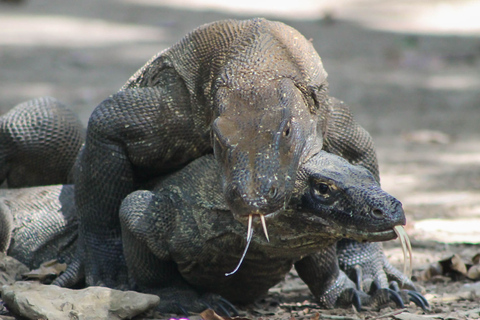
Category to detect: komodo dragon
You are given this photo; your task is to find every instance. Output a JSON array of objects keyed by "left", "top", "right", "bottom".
[
  {"left": 69, "top": 17, "right": 380, "bottom": 288},
  {"left": 0, "top": 185, "right": 77, "bottom": 268},
  {"left": 0, "top": 98, "right": 427, "bottom": 314},
  {"left": 119, "top": 153, "right": 428, "bottom": 314},
  {"left": 0, "top": 97, "right": 84, "bottom": 188},
  {"left": 0, "top": 152, "right": 426, "bottom": 314}
]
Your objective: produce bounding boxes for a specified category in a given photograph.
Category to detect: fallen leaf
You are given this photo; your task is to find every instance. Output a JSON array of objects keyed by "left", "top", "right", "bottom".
[
  {"left": 439, "top": 254, "right": 467, "bottom": 280},
  {"left": 199, "top": 308, "right": 251, "bottom": 320},
  {"left": 22, "top": 259, "right": 67, "bottom": 283},
  {"left": 200, "top": 309, "right": 224, "bottom": 320},
  {"left": 472, "top": 253, "right": 480, "bottom": 265}
]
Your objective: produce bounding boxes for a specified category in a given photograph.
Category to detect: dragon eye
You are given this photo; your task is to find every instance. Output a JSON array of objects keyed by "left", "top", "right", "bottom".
[
  {"left": 314, "top": 183, "right": 330, "bottom": 195},
  {"left": 283, "top": 121, "right": 291, "bottom": 138}
]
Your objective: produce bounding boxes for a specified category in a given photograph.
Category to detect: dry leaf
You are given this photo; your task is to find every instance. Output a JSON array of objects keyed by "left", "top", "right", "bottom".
[
  {"left": 199, "top": 308, "right": 251, "bottom": 320},
  {"left": 439, "top": 254, "right": 467, "bottom": 280},
  {"left": 22, "top": 259, "right": 67, "bottom": 283},
  {"left": 200, "top": 309, "right": 224, "bottom": 320},
  {"left": 472, "top": 253, "right": 480, "bottom": 265}
]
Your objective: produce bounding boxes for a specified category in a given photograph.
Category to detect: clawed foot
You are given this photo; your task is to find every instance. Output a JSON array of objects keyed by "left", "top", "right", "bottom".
[
  {"left": 389, "top": 280, "right": 429, "bottom": 312},
  {"left": 336, "top": 240, "right": 429, "bottom": 311},
  {"left": 340, "top": 265, "right": 429, "bottom": 312}
]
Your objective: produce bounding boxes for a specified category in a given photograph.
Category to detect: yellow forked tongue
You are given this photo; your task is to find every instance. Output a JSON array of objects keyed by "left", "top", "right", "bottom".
[
  {"left": 225, "top": 214, "right": 254, "bottom": 276},
  {"left": 225, "top": 214, "right": 269, "bottom": 277},
  {"left": 393, "top": 225, "right": 413, "bottom": 280},
  {"left": 260, "top": 214, "right": 269, "bottom": 242}
]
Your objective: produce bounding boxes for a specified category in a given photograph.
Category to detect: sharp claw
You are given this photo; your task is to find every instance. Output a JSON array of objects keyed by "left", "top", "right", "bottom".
[
  {"left": 352, "top": 289, "right": 362, "bottom": 312},
  {"left": 353, "top": 265, "right": 363, "bottom": 291},
  {"left": 219, "top": 297, "right": 239, "bottom": 316},
  {"left": 408, "top": 291, "right": 430, "bottom": 312},
  {"left": 369, "top": 279, "right": 382, "bottom": 294},
  {"left": 199, "top": 299, "right": 213, "bottom": 309},
  {"left": 387, "top": 288, "right": 405, "bottom": 309},
  {"left": 389, "top": 280, "right": 400, "bottom": 292},
  {"left": 390, "top": 281, "right": 429, "bottom": 312},
  {"left": 215, "top": 302, "right": 231, "bottom": 317},
  {"left": 259, "top": 214, "right": 269, "bottom": 242},
  {"left": 174, "top": 302, "right": 190, "bottom": 316}
]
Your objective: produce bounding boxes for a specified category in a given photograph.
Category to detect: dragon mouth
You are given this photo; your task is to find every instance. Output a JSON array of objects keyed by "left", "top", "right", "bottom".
[
  {"left": 229, "top": 213, "right": 412, "bottom": 279},
  {"left": 292, "top": 211, "right": 404, "bottom": 242},
  {"left": 345, "top": 227, "right": 399, "bottom": 242},
  {"left": 345, "top": 225, "right": 412, "bottom": 280}
]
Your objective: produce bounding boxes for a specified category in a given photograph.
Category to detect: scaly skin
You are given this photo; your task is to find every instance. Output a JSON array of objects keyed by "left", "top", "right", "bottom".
[
  {"left": 0, "top": 98, "right": 427, "bottom": 314},
  {"left": 0, "top": 97, "right": 85, "bottom": 188},
  {"left": 0, "top": 185, "right": 77, "bottom": 268},
  {"left": 72, "top": 18, "right": 380, "bottom": 287},
  {"left": 0, "top": 152, "right": 421, "bottom": 314},
  {"left": 119, "top": 152, "right": 406, "bottom": 313}
]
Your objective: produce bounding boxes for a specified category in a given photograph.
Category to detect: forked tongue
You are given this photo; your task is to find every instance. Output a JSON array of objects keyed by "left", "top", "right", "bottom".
[
  {"left": 393, "top": 225, "right": 413, "bottom": 280},
  {"left": 225, "top": 214, "right": 269, "bottom": 276},
  {"left": 260, "top": 214, "right": 269, "bottom": 242}
]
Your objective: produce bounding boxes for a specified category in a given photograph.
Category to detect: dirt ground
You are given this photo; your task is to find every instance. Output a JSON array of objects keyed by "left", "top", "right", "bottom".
[{"left": 1, "top": 0, "right": 479, "bottom": 319}]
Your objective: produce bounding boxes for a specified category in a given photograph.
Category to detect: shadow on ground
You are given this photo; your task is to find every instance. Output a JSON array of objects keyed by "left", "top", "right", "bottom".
[{"left": 1, "top": 0, "right": 479, "bottom": 318}]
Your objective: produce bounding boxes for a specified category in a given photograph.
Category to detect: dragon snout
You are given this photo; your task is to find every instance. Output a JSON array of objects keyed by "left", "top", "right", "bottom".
[
  {"left": 368, "top": 198, "right": 406, "bottom": 226},
  {"left": 225, "top": 181, "right": 284, "bottom": 217}
]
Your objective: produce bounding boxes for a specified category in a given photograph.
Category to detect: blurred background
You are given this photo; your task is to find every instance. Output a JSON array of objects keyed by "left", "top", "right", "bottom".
[{"left": 1, "top": 0, "right": 479, "bottom": 244}]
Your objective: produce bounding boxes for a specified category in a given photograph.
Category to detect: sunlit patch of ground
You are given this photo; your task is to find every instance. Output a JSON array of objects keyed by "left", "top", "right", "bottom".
[
  {"left": 1, "top": 0, "right": 479, "bottom": 318},
  {"left": 124, "top": 0, "right": 480, "bottom": 35},
  {"left": 0, "top": 15, "right": 166, "bottom": 47}
]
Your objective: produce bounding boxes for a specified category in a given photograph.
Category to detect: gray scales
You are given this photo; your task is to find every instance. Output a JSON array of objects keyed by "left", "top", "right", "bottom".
[
  {"left": 0, "top": 148, "right": 422, "bottom": 314},
  {"left": 70, "top": 18, "right": 380, "bottom": 290},
  {"left": 0, "top": 101, "right": 427, "bottom": 314},
  {"left": 0, "top": 18, "right": 428, "bottom": 315}
]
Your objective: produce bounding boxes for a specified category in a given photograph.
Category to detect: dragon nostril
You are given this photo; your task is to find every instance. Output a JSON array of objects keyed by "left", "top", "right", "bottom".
[
  {"left": 268, "top": 185, "right": 278, "bottom": 199},
  {"left": 372, "top": 208, "right": 384, "bottom": 218}
]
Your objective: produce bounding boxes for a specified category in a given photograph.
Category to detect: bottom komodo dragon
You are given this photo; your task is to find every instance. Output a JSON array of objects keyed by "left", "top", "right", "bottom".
[
  {"left": 0, "top": 156, "right": 427, "bottom": 314},
  {"left": 0, "top": 98, "right": 427, "bottom": 314}
]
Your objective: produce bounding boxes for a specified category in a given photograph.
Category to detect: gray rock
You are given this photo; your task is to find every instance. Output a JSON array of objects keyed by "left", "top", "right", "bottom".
[
  {"left": 1, "top": 281, "right": 160, "bottom": 320},
  {"left": 458, "top": 281, "right": 480, "bottom": 296},
  {"left": 0, "top": 253, "right": 29, "bottom": 287}
]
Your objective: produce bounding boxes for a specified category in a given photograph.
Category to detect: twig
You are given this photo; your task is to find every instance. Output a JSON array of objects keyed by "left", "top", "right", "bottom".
[
  {"left": 371, "top": 308, "right": 406, "bottom": 320},
  {"left": 296, "top": 314, "right": 360, "bottom": 320}
]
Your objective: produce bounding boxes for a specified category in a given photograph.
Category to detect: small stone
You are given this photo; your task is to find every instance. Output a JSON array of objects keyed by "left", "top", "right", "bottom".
[
  {"left": 457, "top": 281, "right": 480, "bottom": 296},
  {"left": 1, "top": 281, "right": 160, "bottom": 320},
  {"left": 467, "top": 264, "right": 480, "bottom": 280}
]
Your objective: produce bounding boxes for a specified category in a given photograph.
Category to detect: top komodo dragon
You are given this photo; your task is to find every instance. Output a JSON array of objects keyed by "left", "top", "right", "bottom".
[
  {"left": 0, "top": 98, "right": 427, "bottom": 315},
  {"left": 62, "top": 18, "right": 381, "bottom": 289}
]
